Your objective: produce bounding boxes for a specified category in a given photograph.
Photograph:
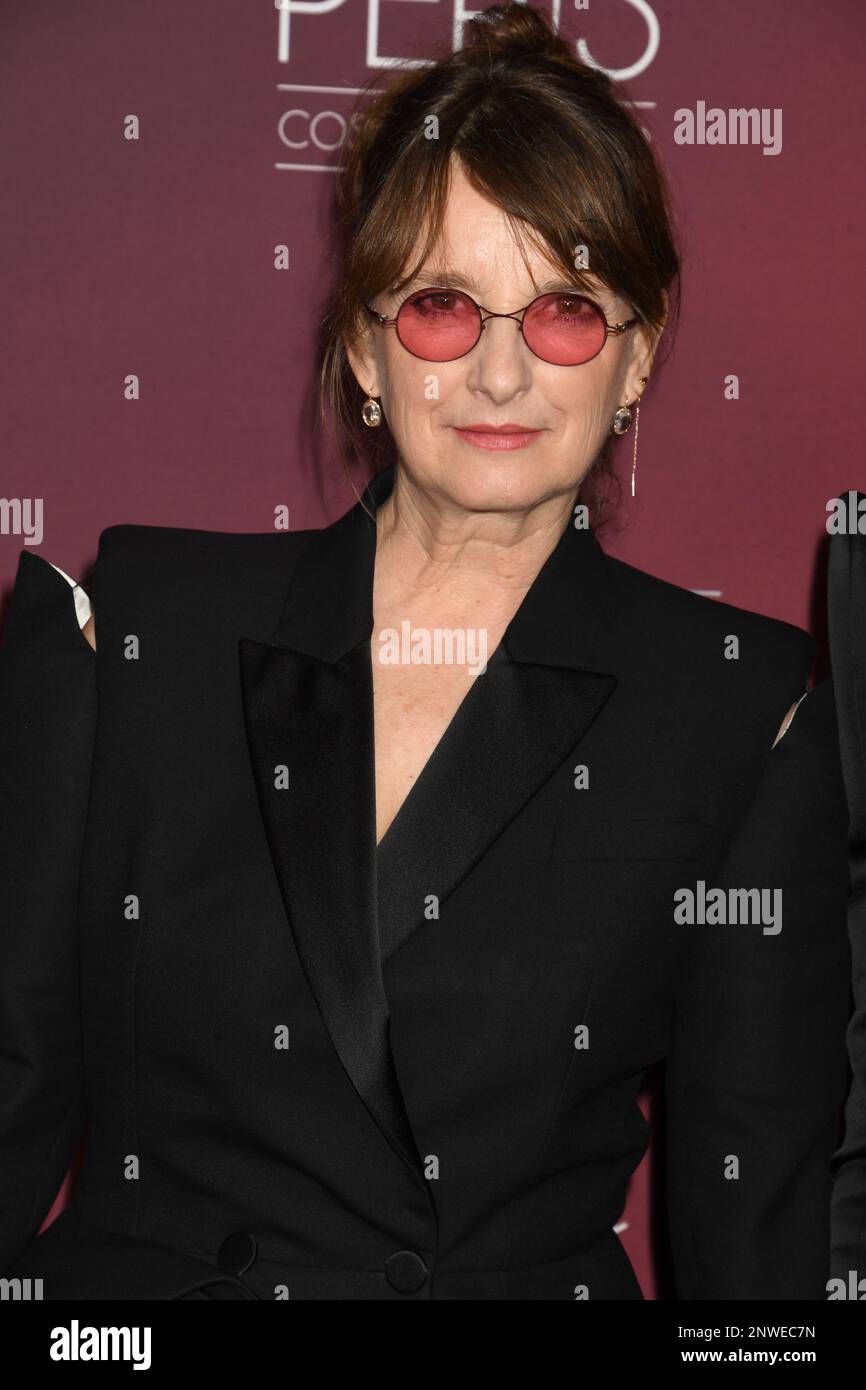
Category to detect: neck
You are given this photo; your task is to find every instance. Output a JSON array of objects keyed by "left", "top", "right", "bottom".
[{"left": 373, "top": 469, "right": 578, "bottom": 605}]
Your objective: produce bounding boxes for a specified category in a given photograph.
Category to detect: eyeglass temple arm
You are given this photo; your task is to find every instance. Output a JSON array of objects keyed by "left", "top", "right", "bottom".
[{"left": 363, "top": 303, "right": 395, "bottom": 326}]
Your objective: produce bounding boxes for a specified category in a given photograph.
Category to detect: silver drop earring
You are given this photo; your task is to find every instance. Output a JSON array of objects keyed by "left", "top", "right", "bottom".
[
  {"left": 611, "top": 376, "right": 648, "bottom": 496},
  {"left": 361, "top": 395, "right": 382, "bottom": 428}
]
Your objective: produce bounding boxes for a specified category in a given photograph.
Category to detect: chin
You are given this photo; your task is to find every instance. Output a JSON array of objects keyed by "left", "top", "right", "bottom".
[{"left": 426, "top": 454, "right": 576, "bottom": 514}]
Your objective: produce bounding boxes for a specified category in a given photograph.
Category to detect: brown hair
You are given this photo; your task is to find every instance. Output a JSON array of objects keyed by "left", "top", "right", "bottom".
[{"left": 318, "top": 2, "right": 681, "bottom": 527}]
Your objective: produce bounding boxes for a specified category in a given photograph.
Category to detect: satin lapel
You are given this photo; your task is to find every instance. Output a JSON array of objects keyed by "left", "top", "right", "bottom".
[
  {"left": 238, "top": 479, "right": 428, "bottom": 1185},
  {"left": 376, "top": 509, "right": 619, "bottom": 961},
  {"left": 376, "top": 655, "right": 617, "bottom": 961}
]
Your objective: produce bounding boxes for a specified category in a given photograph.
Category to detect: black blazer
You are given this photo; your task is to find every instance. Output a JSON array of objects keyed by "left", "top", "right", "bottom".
[
  {"left": 0, "top": 464, "right": 853, "bottom": 1300},
  {"left": 828, "top": 491, "right": 866, "bottom": 1287}
]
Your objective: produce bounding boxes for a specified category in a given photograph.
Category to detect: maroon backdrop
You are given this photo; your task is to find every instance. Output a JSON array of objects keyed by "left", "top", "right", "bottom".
[{"left": 2, "top": 0, "right": 864, "bottom": 1298}]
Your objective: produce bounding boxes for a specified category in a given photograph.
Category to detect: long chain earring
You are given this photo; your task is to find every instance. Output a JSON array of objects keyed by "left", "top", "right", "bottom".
[
  {"left": 361, "top": 394, "right": 382, "bottom": 428},
  {"left": 611, "top": 376, "right": 648, "bottom": 497}
]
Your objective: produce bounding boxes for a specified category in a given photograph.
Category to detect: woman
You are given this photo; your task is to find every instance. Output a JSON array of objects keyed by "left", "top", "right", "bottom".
[{"left": 0, "top": 5, "right": 852, "bottom": 1300}]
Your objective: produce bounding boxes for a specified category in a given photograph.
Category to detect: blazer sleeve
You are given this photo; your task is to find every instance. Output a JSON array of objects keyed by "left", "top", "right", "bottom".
[
  {"left": 665, "top": 677, "right": 852, "bottom": 1299},
  {"left": 0, "top": 550, "right": 97, "bottom": 1270},
  {"left": 827, "top": 499, "right": 866, "bottom": 1283}
]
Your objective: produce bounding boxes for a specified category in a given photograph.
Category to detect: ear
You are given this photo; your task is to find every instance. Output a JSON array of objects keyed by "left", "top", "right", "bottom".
[
  {"left": 625, "top": 292, "right": 667, "bottom": 404},
  {"left": 345, "top": 325, "right": 381, "bottom": 400}
]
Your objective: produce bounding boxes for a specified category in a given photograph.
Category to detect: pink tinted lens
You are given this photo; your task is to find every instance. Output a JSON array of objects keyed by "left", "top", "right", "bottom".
[
  {"left": 523, "top": 293, "right": 606, "bottom": 365},
  {"left": 396, "top": 290, "right": 480, "bottom": 361}
]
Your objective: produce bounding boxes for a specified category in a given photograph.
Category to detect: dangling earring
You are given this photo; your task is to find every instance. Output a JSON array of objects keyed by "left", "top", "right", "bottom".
[
  {"left": 611, "top": 376, "right": 648, "bottom": 497},
  {"left": 361, "top": 395, "right": 382, "bottom": 428}
]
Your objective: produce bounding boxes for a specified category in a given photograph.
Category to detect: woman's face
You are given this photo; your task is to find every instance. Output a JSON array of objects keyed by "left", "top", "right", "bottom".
[{"left": 347, "top": 160, "right": 658, "bottom": 515}]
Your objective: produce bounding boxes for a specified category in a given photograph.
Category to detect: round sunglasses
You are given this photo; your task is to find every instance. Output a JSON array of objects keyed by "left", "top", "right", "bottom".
[{"left": 363, "top": 286, "right": 638, "bottom": 366}]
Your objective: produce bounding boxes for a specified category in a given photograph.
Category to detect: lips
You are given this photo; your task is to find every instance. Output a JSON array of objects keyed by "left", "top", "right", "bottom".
[
  {"left": 451, "top": 423, "right": 543, "bottom": 451},
  {"left": 456, "top": 423, "right": 539, "bottom": 433}
]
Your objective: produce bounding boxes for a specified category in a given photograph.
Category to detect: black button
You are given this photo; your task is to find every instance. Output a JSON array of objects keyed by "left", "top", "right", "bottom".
[
  {"left": 217, "top": 1232, "right": 257, "bottom": 1276},
  {"left": 384, "top": 1250, "right": 429, "bottom": 1294}
]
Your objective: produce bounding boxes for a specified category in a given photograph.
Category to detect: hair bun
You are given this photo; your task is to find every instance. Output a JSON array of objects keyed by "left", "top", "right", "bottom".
[{"left": 467, "top": 4, "right": 572, "bottom": 62}]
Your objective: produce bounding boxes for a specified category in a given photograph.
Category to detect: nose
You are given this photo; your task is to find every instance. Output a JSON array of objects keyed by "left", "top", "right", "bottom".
[{"left": 464, "top": 313, "right": 534, "bottom": 404}]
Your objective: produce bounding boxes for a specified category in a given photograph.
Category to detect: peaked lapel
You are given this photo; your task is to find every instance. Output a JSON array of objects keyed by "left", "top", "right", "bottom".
[{"left": 238, "top": 465, "right": 619, "bottom": 1186}]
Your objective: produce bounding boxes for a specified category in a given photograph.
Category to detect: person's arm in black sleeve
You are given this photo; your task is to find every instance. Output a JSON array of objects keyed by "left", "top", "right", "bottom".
[
  {"left": 666, "top": 678, "right": 852, "bottom": 1299},
  {"left": 0, "top": 551, "right": 97, "bottom": 1270},
  {"left": 828, "top": 500, "right": 866, "bottom": 1288}
]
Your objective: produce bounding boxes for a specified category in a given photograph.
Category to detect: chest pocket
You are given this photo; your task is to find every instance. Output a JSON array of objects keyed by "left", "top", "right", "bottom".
[{"left": 549, "top": 817, "right": 705, "bottom": 862}]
